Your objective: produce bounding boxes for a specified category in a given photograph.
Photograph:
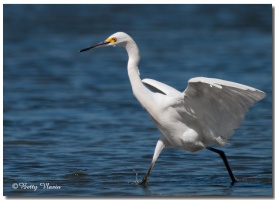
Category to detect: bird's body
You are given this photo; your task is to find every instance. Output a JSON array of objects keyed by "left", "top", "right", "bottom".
[
  {"left": 80, "top": 32, "right": 266, "bottom": 185},
  {"left": 144, "top": 77, "right": 265, "bottom": 152}
]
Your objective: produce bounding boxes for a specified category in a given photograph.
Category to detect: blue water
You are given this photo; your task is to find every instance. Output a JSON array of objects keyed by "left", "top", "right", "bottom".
[{"left": 3, "top": 4, "right": 272, "bottom": 196}]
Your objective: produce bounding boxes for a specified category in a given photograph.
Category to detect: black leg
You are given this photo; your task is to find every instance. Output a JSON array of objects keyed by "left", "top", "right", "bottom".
[
  {"left": 138, "top": 162, "right": 153, "bottom": 185},
  {"left": 138, "top": 140, "right": 165, "bottom": 186},
  {"left": 207, "top": 147, "right": 238, "bottom": 183}
]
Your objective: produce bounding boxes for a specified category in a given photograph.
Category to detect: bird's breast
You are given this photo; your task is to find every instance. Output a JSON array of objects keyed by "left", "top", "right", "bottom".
[{"left": 149, "top": 107, "right": 205, "bottom": 152}]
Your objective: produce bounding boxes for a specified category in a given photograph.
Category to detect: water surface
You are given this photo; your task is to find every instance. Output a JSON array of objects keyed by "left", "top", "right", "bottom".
[{"left": 3, "top": 4, "right": 272, "bottom": 196}]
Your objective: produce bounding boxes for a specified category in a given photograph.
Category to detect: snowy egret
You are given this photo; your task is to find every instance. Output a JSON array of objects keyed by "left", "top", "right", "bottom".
[{"left": 80, "top": 32, "right": 266, "bottom": 185}]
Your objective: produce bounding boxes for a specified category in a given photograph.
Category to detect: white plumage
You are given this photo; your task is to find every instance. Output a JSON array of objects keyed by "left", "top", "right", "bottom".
[{"left": 80, "top": 32, "right": 266, "bottom": 185}]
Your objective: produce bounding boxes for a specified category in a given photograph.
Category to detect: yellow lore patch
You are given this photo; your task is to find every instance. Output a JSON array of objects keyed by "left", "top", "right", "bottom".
[{"left": 105, "top": 37, "right": 117, "bottom": 43}]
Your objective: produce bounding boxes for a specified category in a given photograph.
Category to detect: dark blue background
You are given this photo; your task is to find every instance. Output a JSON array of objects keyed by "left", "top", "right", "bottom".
[{"left": 4, "top": 4, "right": 272, "bottom": 196}]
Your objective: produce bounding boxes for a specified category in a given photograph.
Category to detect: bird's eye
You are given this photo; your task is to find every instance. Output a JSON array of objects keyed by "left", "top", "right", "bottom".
[
  {"left": 105, "top": 37, "right": 117, "bottom": 43},
  {"left": 112, "top": 37, "right": 117, "bottom": 42}
]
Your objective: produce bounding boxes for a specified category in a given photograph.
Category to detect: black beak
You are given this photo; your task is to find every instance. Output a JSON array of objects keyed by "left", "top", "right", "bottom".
[{"left": 79, "top": 41, "right": 109, "bottom": 53}]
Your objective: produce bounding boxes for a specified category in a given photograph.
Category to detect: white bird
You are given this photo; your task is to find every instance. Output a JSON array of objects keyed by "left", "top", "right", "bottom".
[{"left": 80, "top": 32, "right": 266, "bottom": 185}]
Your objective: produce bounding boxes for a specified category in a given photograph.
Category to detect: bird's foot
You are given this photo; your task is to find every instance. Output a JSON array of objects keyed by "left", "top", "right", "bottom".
[
  {"left": 138, "top": 177, "right": 148, "bottom": 186},
  {"left": 232, "top": 176, "right": 239, "bottom": 183},
  {"left": 229, "top": 176, "right": 238, "bottom": 187}
]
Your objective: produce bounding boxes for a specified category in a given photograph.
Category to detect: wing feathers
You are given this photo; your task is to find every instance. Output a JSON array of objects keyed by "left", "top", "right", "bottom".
[
  {"left": 174, "top": 77, "right": 265, "bottom": 145},
  {"left": 142, "top": 78, "right": 181, "bottom": 97}
]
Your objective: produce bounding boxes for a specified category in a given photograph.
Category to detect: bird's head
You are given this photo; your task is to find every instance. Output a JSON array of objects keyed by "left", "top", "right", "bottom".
[{"left": 79, "top": 32, "right": 130, "bottom": 52}]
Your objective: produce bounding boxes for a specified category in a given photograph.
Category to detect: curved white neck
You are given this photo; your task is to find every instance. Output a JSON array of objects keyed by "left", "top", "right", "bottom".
[
  {"left": 125, "top": 39, "right": 153, "bottom": 109},
  {"left": 126, "top": 40, "right": 141, "bottom": 86}
]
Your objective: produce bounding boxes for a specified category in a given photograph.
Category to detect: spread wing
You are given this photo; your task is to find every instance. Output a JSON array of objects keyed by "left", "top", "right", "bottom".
[
  {"left": 142, "top": 78, "right": 181, "bottom": 96},
  {"left": 173, "top": 77, "right": 266, "bottom": 145}
]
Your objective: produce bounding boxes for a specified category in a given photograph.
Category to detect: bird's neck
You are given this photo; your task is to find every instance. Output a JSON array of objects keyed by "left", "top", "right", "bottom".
[
  {"left": 126, "top": 40, "right": 141, "bottom": 85},
  {"left": 125, "top": 40, "right": 152, "bottom": 109}
]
